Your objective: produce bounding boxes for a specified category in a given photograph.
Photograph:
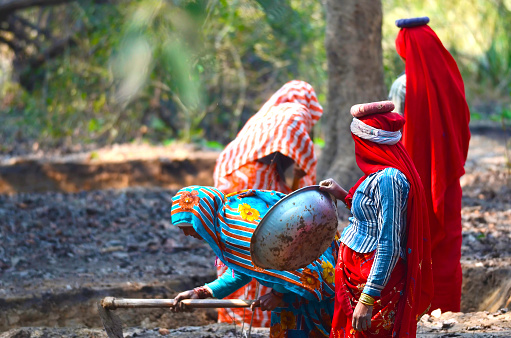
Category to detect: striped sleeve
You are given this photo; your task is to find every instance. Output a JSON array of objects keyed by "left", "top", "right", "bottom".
[{"left": 363, "top": 169, "right": 409, "bottom": 297}]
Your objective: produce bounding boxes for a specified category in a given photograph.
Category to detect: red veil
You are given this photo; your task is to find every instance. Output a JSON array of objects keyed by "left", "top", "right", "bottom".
[
  {"left": 396, "top": 25, "right": 470, "bottom": 312},
  {"left": 395, "top": 26, "right": 470, "bottom": 246},
  {"left": 346, "top": 112, "right": 433, "bottom": 337}
]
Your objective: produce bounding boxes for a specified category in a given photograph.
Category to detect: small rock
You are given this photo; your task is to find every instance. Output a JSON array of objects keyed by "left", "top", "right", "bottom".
[
  {"left": 429, "top": 322, "right": 443, "bottom": 330},
  {"left": 431, "top": 308, "right": 442, "bottom": 318},
  {"left": 420, "top": 314, "right": 431, "bottom": 323},
  {"left": 159, "top": 328, "right": 170, "bottom": 335},
  {"left": 490, "top": 325, "right": 505, "bottom": 331},
  {"left": 467, "top": 325, "right": 483, "bottom": 331},
  {"left": 441, "top": 318, "right": 457, "bottom": 329}
]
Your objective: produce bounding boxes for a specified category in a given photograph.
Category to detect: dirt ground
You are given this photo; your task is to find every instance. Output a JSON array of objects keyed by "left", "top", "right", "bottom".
[{"left": 0, "top": 126, "right": 510, "bottom": 337}]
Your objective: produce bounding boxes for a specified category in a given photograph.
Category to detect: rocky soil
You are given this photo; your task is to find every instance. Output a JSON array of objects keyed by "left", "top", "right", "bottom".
[{"left": 0, "top": 127, "right": 510, "bottom": 337}]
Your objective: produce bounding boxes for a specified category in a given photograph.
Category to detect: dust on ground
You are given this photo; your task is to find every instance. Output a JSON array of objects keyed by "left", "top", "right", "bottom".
[{"left": 0, "top": 126, "right": 510, "bottom": 337}]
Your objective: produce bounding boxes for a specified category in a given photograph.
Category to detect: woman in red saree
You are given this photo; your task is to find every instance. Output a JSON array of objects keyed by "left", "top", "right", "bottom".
[
  {"left": 213, "top": 80, "right": 323, "bottom": 327},
  {"left": 392, "top": 17, "right": 471, "bottom": 312},
  {"left": 320, "top": 101, "right": 433, "bottom": 337}
]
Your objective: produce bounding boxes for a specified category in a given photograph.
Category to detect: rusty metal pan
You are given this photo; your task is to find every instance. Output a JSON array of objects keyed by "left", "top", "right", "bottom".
[{"left": 250, "top": 185, "right": 338, "bottom": 271}]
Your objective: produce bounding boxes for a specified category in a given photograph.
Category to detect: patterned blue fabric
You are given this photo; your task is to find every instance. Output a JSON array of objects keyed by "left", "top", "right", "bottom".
[
  {"left": 340, "top": 168, "right": 410, "bottom": 297},
  {"left": 171, "top": 186, "right": 338, "bottom": 302},
  {"left": 171, "top": 186, "right": 339, "bottom": 336},
  {"left": 270, "top": 293, "right": 335, "bottom": 337}
]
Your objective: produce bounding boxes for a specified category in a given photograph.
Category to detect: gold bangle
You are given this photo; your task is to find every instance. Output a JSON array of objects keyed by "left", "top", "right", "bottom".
[
  {"left": 359, "top": 299, "right": 374, "bottom": 306},
  {"left": 360, "top": 293, "right": 375, "bottom": 303},
  {"left": 359, "top": 293, "right": 375, "bottom": 306}
]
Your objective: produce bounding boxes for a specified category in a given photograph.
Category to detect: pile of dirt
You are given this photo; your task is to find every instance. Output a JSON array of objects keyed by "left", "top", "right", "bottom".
[
  {"left": 0, "top": 324, "right": 272, "bottom": 338},
  {"left": 459, "top": 133, "right": 511, "bottom": 312},
  {"left": 0, "top": 187, "right": 218, "bottom": 331},
  {"left": 418, "top": 308, "right": 511, "bottom": 336},
  {"left": 3, "top": 312, "right": 511, "bottom": 338},
  {"left": 0, "top": 129, "right": 510, "bottom": 336},
  {"left": 0, "top": 143, "right": 219, "bottom": 194}
]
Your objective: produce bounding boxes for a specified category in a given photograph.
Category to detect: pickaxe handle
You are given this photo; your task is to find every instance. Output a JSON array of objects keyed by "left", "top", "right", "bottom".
[{"left": 101, "top": 296, "right": 257, "bottom": 309}]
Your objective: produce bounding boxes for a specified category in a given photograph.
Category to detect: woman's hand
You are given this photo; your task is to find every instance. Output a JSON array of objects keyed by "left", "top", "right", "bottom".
[
  {"left": 319, "top": 178, "right": 347, "bottom": 201},
  {"left": 352, "top": 302, "right": 373, "bottom": 331},
  {"left": 171, "top": 290, "right": 198, "bottom": 312},
  {"left": 250, "top": 290, "right": 284, "bottom": 311},
  {"left": 293, "top": 165, "right": 307, "bottom": 180}
]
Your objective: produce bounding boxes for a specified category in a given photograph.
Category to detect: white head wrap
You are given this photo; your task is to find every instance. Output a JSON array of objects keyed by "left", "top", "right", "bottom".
[{"left": 350, "top": 118, "right": 402, "bottom": 145}]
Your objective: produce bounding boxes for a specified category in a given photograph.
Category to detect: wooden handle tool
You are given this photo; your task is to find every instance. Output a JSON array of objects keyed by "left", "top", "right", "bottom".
[
  {"left": 98, "top": 297, "right": 258, "bottom": 338},
  {"left": 101, "top": 296, "right": 257, "bottom": 309}
]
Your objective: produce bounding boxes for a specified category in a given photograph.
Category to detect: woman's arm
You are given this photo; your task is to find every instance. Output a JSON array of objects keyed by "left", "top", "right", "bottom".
[
  {"left": 363, "top": 171, "right": 409, "bottom": 297},
  {"left": 172, "top": 267, "right": 252, "bottom": 312},
  {"left": 319, "top": 178, "right": 348, "bottom": 201},
  {"left": 205, "top": 267, "right": 253, "bottom": 299},
  {"left": 352, "top": 171, "right": 409, "bottom": 331}
]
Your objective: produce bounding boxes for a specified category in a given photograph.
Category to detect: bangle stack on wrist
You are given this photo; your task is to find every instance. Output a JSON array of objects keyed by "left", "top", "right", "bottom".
[{"left": 358, "top": 293, "right": 375, "bottom": 306}]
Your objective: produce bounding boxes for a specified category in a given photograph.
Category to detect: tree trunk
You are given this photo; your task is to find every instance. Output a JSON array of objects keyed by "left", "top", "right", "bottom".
[{"left": 318, "top": 0, "right": 386, "bottom": 187}]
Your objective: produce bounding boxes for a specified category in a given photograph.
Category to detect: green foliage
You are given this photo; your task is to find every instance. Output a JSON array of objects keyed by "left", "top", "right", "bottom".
[
  {"left": 1, "top": 0, "right": 510, "bottom": 152},
  {"left": 0, "top": 0, "right": 326, "bottom": 148},
  {"left": 90, "top": 151, "right": 100, "bottom": 160},
  {"left": 313, "top": 137, "right": 325, "bottom": 149},
  {"left": 383, "top": 0, "right": 511, "bottom": 116},
  {"left": 470, "top": 112, "right": 483, "bottom": 121},
  {"left": 203, "top": 140, "right": 224, "bottom": 150}
]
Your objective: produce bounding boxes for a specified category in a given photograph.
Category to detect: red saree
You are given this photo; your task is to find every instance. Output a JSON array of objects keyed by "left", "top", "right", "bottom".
[
  {"left": 331, "top": 112, "right": 433, "bottom": 337},
  {"left": 396, "top": 25, "right": 470, "bottom": 312},
  {"left": 331, "top": 244, "right": 406, "bottom": 338}
]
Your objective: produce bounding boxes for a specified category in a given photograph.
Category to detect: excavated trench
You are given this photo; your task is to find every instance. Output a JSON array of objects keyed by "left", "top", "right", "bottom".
[{"left": 0, "top": 132, "right": 510, "bottom": 336}]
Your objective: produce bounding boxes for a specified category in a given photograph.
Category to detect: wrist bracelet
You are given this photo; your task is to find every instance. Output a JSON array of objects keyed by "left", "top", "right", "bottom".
[{"left": 358, "top": 293, "right": 375, "bottom": 306}]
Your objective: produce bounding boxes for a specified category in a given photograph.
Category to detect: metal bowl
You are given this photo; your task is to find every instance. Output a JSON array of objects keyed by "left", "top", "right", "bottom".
[{"left": 250, "top": 185, "right": 338, "bottom": 271}]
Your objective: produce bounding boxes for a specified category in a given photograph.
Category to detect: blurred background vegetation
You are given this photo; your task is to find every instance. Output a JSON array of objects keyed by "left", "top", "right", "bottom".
[{"left": 0, "top": 0, "right": 510, "bottom": 155}]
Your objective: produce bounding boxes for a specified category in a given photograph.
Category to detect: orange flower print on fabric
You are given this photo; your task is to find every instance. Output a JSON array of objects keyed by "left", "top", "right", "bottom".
[
  {"left": 300, "top": 267, "right": 321, "bottom": 291},
  {"left": 280, "top": 310, "right": 297, "bottom": 330},
  {"left": 238, "top": 203, "right": 261, "bottom": 222},
  {"left": 270, "top": 323, "right": 286, "bottom": 338},
  {"left": 179, "top": 191, "right": 200, "bottom": 210},
  {"left": 321, "top": 260, "right": 335, "bottom": 284}
]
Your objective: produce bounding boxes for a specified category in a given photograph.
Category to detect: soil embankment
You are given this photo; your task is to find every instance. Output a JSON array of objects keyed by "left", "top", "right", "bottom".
[{"left": 0, "top": 143, "right": 219, "bottom": 193}]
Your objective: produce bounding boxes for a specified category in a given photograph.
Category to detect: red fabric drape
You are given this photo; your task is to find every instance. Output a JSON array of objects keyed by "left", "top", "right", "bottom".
[
  {"left": 396, "top": 25, "right": 470, "bottom": 312},
  {"left": 395, "top": 26, "right": 470, "bottom": 245},
  {"left": 343, "top": 113, "right": 433, "bottom": 337},
  {"left": 331, "top": 244, "right": 406, "bottom": 337}
]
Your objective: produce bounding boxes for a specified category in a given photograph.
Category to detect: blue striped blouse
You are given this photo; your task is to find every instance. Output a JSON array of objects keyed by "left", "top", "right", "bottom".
[{"left": 340, "top": 167, "right": 410, "bottom": 297}]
